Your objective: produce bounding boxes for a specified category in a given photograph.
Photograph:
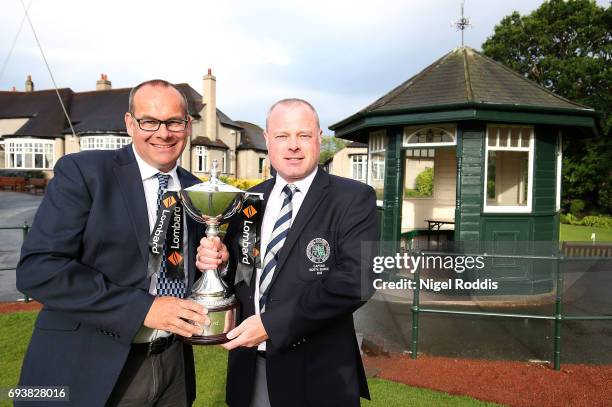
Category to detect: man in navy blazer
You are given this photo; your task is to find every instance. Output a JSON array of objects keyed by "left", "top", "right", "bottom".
[
  {"left": 16, "top": 80, "right": 208, "bottom": 406},
  {"left": 197, "top": 99, "right": 378, "bottom": 406}
]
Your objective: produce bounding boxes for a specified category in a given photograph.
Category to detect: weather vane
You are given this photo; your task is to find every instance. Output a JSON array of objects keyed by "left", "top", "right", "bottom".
[{"left": 451, "top": 0, "right": 472, "bottom": 47}]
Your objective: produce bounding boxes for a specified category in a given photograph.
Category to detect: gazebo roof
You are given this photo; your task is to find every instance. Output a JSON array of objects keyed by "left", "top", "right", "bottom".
[{"left": 330, "top": 47, "right": 599, "bottom": 140}]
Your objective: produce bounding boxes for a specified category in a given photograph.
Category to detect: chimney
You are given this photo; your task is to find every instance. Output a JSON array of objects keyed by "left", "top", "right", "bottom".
[
  {"left": 96, "top": 73, "right": 112, "bottom": 91},
  {"left": 203, "top": 68, "right": 217, "bottom": 140},
  {"left": 25, "top": 75, "right": 34, "bottom": 92}
]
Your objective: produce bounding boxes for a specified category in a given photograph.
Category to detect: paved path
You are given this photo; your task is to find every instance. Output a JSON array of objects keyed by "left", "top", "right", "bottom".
[{"left": 0, "top": 191, "right": 42, "bottom": 301}]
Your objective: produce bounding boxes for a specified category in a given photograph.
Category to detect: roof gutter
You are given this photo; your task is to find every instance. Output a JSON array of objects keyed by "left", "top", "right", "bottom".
[
  {"left": 330, "top": 101, "right": 599, "bottom": 131},
  {"left": 330, "top": 102, "right": 602, "bottom": 141}
]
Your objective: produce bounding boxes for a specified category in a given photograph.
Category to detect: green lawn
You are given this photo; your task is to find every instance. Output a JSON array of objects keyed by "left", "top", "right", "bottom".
[
  {"left": 560, "top": 223, "right": 612, "bottom": 242},
  {"left": 0, "top": 311, "right": 498, "bottom": 407}
]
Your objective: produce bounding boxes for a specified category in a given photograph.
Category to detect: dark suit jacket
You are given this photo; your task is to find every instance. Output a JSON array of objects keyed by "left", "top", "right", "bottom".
[
  {"left": 224, "top": 169, "right": 378, "bottom": 407},
  {"left": 16, "top": 145, "right": 202, "bottom": 407}
]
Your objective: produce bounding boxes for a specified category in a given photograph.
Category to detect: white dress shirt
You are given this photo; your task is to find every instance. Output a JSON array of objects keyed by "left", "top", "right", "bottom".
[
  {"left": 255, "top": 167, "right": 318, "bottom": 350},
  {"left": 132, "top": 145, "right": 189, "bottom": 343}
]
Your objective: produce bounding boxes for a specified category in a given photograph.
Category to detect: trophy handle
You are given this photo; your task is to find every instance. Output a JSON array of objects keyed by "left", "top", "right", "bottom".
[
  {"left": 220, "top": 192, "right": 265, "bottom": 222},
  {"left": 220, "top": 193, "right": 244, "bottom": 223}
]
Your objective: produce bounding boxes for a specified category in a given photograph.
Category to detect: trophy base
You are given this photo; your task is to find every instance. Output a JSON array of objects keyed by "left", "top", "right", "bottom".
[
  {"left": 179, "top": 332, "right": 230, "bottom": 345},
  {"left": 178, "top": 301, "right": 238, "bottom": 346}
]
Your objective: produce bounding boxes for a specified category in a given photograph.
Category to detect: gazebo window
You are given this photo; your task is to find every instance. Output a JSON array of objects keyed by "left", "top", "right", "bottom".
[
  {"left": 405, "top": 149, "right": 435, "bottom": 158},
  {"left": 5, "top": 139, "right": 54, "bottom": 169},
  {"left": 484, "top": 125, "right": 534, "bottom": 213},
  {"left": 556, "top": 131, "right": 562, "bottom": 212},
  {"left": 403, "top": 126, "right": 456, "bottom": 147},
  {"left": 80, "top": 135, "right": 131, "bottom": 151},
  {"left": 368, "top": 130, "right": 387, "bottom": 200}
]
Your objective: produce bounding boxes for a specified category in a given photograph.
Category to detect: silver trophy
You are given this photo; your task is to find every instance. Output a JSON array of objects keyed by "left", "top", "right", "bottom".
[{"left": 179, "top": 161, "right": 244, "bottom": 345}]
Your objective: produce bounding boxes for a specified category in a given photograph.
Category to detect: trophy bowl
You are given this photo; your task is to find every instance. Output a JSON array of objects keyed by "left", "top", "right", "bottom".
[{"left": 178, "top": 164, "right": 244, "bottom": 345}]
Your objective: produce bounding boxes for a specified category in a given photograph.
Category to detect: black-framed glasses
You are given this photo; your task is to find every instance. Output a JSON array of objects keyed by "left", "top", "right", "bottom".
[{"left": 130, "top": 113, "right": 189, "bottom": 132}]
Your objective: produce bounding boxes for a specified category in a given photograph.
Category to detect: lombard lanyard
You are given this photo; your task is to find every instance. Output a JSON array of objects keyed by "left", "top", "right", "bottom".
[{"left": 147, "top": 191, "right": 184, "bottom": 280}]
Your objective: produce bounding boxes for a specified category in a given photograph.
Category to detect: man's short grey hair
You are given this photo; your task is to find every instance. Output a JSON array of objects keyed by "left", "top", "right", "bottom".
[
  {"left": 128, "top": 79, "right": 189, "bottom": 116},
  {"left": 265, "top": 98, "right": 321, "bottom": 130}
]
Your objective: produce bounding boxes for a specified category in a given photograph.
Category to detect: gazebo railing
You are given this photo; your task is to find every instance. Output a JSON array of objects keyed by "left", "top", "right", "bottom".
[{"left": 407, "top": 247, "right": 612, "bottom": 371}]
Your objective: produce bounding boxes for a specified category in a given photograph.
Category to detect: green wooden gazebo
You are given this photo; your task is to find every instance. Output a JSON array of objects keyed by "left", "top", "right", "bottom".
[{"left": 330, "top": 47, "right": 600, "bottom": 293}]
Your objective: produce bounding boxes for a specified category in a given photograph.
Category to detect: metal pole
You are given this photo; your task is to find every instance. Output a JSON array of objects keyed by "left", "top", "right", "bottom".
[
  {"left": 553, "top": 252, "right": 564, "bottom": 370},
  {"left": 21, "top": 221, "right": 30, "bottom": 303},
  {"left": 419, "top": 308, "right": 555, "bottom": 320},
  {"left": 411, "top": 258, "right": 421, "bottom": 359}
]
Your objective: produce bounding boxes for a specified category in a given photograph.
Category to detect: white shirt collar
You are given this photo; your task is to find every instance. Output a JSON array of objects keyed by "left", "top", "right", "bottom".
[
  {"left": 132, "top": 144, "right": 180, "bottom": 185},
  {"left": 273, "top": 167, "right": 318, "bottom": 197}
]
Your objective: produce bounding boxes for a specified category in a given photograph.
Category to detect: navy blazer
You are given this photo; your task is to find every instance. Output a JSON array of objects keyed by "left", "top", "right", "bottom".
[
  {"left": 224, "top": 169, "right": 378, "bottom": 407},
  {"left": 16, "top": 145, "right": 202, "bottom": 406}
]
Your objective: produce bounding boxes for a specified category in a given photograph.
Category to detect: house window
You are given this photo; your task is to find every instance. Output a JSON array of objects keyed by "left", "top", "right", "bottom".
[
  {"left": 80, "top": 135, "right": 131, "bottom": 151},
  {"left": 195, "top": 146, "right": 208, "bottom": 172},
  {"left": 484, "top": 125, "right": 534, "bottom": 213},
  {"left": 368, "top": 130, "right": 387, "bottom": 200},
  {"left": 5, "top": 139, "right": 54, "bottom": 169},
  {"left": 222, "top": 151, "right": 228, "bottom": 173},
  {"left": 258, "top": 158, "right": 265, "bottom": 174},
  {"left": 350, "top": 155, "right": 367, "bottom": 182}
]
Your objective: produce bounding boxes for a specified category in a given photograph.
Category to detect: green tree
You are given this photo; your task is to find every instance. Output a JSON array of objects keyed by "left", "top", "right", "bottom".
[
  {"left": 482, "top": 0, "right": 612, "bottom": 214},
  {"left": 319, "top": 135, "right": 348, "bottom": 164}
]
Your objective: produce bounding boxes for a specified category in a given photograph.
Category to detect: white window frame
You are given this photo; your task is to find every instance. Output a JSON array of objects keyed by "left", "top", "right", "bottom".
[
  {"left": 367, "top": 130, "right": 387, "bottom": 184},
  {"left": 350, "top": 154, "right": 367, "bottom": 182},
  {"left": 5, "top": 138, "right": 54, "bottom": 170},
  {"left": 483, "top": 125, "right": 534, "bottom": 213},
  {"left": 556, "top": 130, "right": 562, "bottom": 212},
  {"left": 403, "top": 125, "right": 457, "bottom": 148},
  {"left": 80, "top": 135, "right": 131, "bottom": 151},
  {"left": 195, "top": 146, "right": 208, "bottom": 172}
]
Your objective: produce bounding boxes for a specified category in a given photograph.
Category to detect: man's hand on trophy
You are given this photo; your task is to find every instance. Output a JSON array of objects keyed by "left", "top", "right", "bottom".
[
  {"left": 221, "top": 314, "right": 269, "bottom": 350},
  {"left": 144, "top": 297, "right": 210, "bottom": 337},
  {"left": 196, "top": 236, "right": 229, "bottom": 272}
]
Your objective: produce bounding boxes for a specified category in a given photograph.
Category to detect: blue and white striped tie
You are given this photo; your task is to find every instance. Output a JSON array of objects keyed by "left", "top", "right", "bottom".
[
  {"left": 259, "top": 184, "right": 298, "bottom": 311},
  {"left": 155, "top": 173, "right": 186, "bottom": 298}
]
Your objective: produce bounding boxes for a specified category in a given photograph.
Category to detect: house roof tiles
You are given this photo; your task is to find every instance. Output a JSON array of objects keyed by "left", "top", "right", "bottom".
[
  {"left": 235, "top": 121, "right": 267, "bottom": 152},
  {"left": 0, "top": 82, "right": 241, "bottom": 139}
]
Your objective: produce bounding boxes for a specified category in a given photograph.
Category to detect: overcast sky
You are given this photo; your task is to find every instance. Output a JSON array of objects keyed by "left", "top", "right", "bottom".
[{"left": 0, "top": 0, "right": 608, "bottom": 132}]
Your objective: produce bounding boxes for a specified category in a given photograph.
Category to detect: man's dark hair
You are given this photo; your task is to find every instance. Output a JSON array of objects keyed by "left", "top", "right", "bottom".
[{"left": 128, "top": 79, "right": 189, "bottom": 116}]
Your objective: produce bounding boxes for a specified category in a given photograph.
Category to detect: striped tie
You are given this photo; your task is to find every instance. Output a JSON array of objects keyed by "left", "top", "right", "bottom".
[
  {"left": 259, "top": 184, "right": 298, "bottom": 311},
  {"left": 155, "top": 173, "right": 186, "bottom": 298}
]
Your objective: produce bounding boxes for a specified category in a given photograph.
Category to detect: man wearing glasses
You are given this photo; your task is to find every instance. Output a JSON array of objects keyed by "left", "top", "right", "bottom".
[{"left": 17, "top": 80, "right": 208, "bottom": 406}]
